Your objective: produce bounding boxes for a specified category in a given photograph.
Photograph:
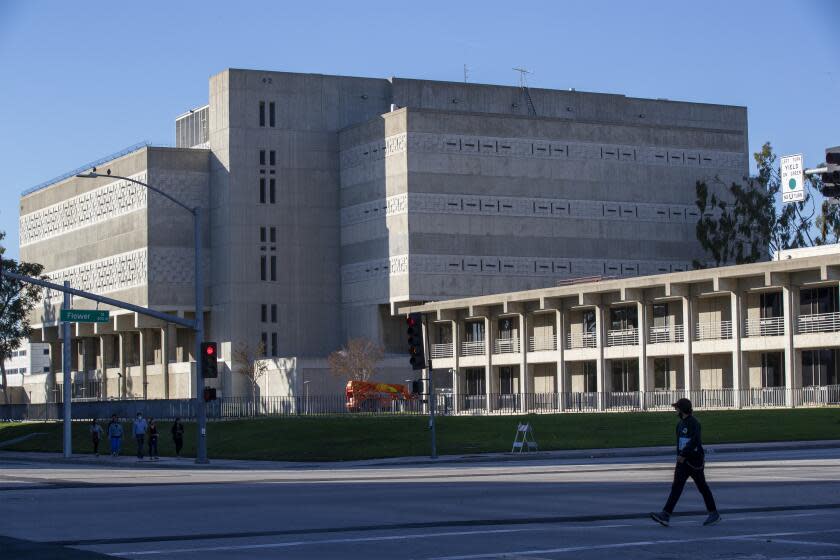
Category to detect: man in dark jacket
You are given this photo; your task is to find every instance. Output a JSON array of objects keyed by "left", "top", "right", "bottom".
[{"left": 651, "top": 398, "right": 720, "bottom": 527}]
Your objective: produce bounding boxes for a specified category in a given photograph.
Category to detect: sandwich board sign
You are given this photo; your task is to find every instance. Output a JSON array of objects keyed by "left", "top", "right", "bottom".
[{"left": 781, "top": 154, "right": 805, "bottom": 203}]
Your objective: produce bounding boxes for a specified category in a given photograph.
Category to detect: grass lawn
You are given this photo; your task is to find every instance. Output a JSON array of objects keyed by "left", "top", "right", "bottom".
[{"left": 1, "top": 408, "right": 838, "bottom": 462}]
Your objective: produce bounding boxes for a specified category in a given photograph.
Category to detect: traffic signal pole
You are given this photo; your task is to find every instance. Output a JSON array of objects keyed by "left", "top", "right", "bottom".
[
  {"left": 422, "top": 314, "right": 437, "bottom": 459},
  {"left": 194, "top": 206, "right": 208, "bottom": 464},
  {"left": 62, "top": 281, "right": 72, "bottom": 458}
]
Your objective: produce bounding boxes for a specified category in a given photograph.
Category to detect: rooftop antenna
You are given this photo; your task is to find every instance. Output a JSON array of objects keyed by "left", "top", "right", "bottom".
[
  {"left": 513, "top": 67, "right": 537, "bottom": 117},
  {"left": 463, "top": 64, "right": 469, "bottom": 84},
  {"left": 513, "top": 67, "right": 531, "bottom": 88}
]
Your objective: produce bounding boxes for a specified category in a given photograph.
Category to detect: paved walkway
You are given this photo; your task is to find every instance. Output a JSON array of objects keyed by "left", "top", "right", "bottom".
[{"left": 1, "top": 438, "right": 838, "bottom": 470}]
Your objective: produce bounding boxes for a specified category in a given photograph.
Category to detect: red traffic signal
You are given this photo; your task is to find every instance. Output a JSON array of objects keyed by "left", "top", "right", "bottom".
[{"left": 200, "top": 341, "right": 218, "bottom": 378}]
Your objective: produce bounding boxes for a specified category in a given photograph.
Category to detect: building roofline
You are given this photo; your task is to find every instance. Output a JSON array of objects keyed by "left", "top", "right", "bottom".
[
  {"left": 21, "top": 141, "right": 151, "bottom": 197},
  {"left": 402, "top": 253, "right": 840, "bottom": 315}
]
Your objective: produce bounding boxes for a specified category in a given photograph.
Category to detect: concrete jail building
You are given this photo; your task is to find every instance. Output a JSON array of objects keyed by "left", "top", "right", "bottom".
[{"left": 15, "top": 68, "right": 749, "bottom": 402}]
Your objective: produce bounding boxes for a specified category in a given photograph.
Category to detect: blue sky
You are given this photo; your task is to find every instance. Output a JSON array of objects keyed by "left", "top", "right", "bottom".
[{"left": 1, "top": 0, "right": 838, "bottom": 259}]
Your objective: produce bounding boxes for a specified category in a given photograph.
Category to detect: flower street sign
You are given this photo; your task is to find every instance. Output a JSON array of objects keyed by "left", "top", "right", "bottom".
[{"left": 59, "top": 309, "right": 110, "bottom": 323}]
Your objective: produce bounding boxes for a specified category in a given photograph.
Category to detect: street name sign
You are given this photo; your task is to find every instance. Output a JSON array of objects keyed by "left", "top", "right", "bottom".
[
  {"left": 781, "top": 154, "right": 805, "bottom": 203},
  {"left": 60, "top": 309, "right": 110, "bottom": 323}
]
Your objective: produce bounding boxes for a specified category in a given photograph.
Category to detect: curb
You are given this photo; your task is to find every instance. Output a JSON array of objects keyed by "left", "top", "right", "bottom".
[{"left": 2, "top": 439, "right": 838, "bottom": 470}]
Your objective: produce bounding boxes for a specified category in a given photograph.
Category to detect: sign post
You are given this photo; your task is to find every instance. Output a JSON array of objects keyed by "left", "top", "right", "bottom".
[
  {"left": 62, "top": 281, "right": 72, "bottom": 458},
  {"left": 781, "top": 154, "right": 805, "bottom": 203}
]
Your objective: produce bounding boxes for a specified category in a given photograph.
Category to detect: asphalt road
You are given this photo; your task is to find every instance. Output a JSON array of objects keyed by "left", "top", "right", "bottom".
[{"left": 1, "top": 448, "right": 839, "bottom": 559}]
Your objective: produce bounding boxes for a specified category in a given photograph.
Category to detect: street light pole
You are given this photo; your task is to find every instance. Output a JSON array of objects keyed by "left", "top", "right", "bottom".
[{"left": 76, "top": 170, "right": 208, "bottom": 463}]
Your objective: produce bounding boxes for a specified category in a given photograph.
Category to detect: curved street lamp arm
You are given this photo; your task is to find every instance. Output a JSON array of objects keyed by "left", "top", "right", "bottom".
[{"left": 76, "top": 172, "right": 195, "bottom": 215}]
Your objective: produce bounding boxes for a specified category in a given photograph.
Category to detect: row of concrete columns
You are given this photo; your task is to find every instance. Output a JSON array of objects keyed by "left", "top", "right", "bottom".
[
  {"left": 435, "top": 286, "right": 810, "bottom": 411},
  {"left": 45, "top": 324, "right": 188, "bottom": 401}
]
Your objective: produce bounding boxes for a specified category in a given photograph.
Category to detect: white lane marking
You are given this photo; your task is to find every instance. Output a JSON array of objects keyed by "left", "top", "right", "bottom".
[
  {"left": 105, "top": 524, "right": 632, "bottom": 557},
  {"left": 429, "top": 528, "right": 840, "bottom": 560},
  {"left": 736, "top": 537, "right": 840, "bottom": 548},
  {"left": 668, "top": 511, "right": 821, "bottom": 525},
  {"left": 108, "top": 529, "right": 536, "bottom": 556}
]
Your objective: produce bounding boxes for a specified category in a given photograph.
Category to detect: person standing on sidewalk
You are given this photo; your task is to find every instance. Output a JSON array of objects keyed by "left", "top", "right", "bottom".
[
  {"left": 171, "top": 417, "right": 185, "bottom": 458},
  {"left": 107, "top": 414, "right": 123, "bottom": 457},
  {"left": 133, "top": 412, "right": 148, "bottom": 460},
  {"left": 89, "top": 419, "right": 103, "bottom": 457},
  {"left": 651, "top": 398, "right": 721, "bottom": 527},
  {"left": 148, "top": 418, "right": 159, "bottom": 461}
]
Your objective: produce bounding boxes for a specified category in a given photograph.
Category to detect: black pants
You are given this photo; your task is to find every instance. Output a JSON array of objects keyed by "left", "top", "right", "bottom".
[
  {"left": 664, "top": 460, "right": 717, "bottom": 513},
  {"left": 136, "top": 435, "right": 145, "bottom": 458},
  {"left": 149, "top": 436, "right": 158, "bottom": 457},
  {"left": 92, "top": 436, "right": 99, "bottom": 455},
  {"left": 173, "top": 436, "right": 183, "bottom": 455}
]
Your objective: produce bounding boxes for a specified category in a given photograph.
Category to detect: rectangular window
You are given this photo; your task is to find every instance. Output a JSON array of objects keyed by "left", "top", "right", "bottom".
[
  {"left": 269, "top": 227, "right": 276, "bottom": 243},
  {"left": 259, "top": 101, "right": 265, "bottom": 127},
  {"left": 43, "top": 366, "right": 50, "bottom": 372},
  {"left": 43, "top": 348, "right": 49, "bottom": 355},
  {"left": 261, "top": 304, "right": 267, "bottom": 322},
  {"left": 260, "top": 227, "right": 267, "bottom": 243},
  {"left": 269, "top": 179, "right": 276, "bottom": 204},
  {"left": 761, "top": 352, "right": 784, "bottom": 387},
  {"left": 260, "top": 256, "right": 267, "bottom": 281},
  {"left": 269, "top": 102, "right": 275, "bottom": 127},
  {"left": 269, "top": 150, "right": 276, "bottom": 166},
  {"left": 271, "top": 304, "right": 277, "bottom": 322},
  {"left": 465, "top": 368, "right": 485, "bottom": 395},
  {"left": 270, "top": 256, "right": 277, "bottom": 281},
  {"left": 271, "top": 332, "right": 278, "bottom": 356},
  {"left": 260, "top": 178, "right": 266, "bottom": 203},
  {"left": 261, "top": 332, "right": 268, "bottom": 356},
  {"left": 259, "top": 150, "right": 266, "bottom": 166},
  {"left": 760, "top": 292, "right": 782, "bottom": 319}
]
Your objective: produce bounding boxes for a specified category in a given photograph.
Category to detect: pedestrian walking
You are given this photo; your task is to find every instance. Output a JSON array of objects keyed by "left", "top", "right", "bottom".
[
  {"left": 89, "top": 419, "right": 103, "bottom": 457},
  {"left": 171, "top": 417, "right": 185, "bottom": 457},
  {"left": 133, "top": 412, "right": 148, "bottom": 460},
  {"left": 148, "top": 418, "right": 159, "bottom": 460},
  {"left": 651, "top": 398, "right": 721, "bottom": 527},
  {"left": 107, "top": 414, "right": 123, "bottom": 456}
]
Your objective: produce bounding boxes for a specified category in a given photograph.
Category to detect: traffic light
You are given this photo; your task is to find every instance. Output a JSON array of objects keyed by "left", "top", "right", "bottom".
[
  {"left": 821, "top": 146, "right": 840, "bottom": 199},
  {"left": 406, "top": 312, "right": 426, "bottom": 370},
  {"left": 411, "top": 379, "right": 424, "bottom": 395},
  {"left": 200, "top": 341, "right": 218, "bottom": 378},
  {"left": 203, "top": 387, "right": 217, "bottom": 402}
]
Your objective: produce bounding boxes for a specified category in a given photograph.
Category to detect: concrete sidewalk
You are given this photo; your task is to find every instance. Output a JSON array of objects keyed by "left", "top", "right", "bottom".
[{"left": 1, "top": 439, "right": 839, "bottom": 471}]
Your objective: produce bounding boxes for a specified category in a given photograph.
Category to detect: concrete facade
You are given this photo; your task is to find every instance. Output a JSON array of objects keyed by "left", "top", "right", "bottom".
[
  {"left": 17, "top": 69, "right": 749, "bottom": 402},
  {"left": 405, "top": 247, "right": 840, "bottom": 413}
]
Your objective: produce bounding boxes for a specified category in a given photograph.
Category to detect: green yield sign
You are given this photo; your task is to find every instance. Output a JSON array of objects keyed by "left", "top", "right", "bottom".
[{"left": 60, "top": 309, "right": 110, "bottom": 323}]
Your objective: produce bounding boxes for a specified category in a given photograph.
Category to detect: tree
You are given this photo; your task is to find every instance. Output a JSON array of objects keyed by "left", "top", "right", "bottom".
[
  {"left": 694, "top": 142, "right": 840, "bottom": 268},
  {"left": 0, "top": 232, "right": 44, "bottom": 404},
  {"left": 327, "top": 338, "right": 383, "bottom": 382},
  {"left": 232, "top": 340, "right": 269, "bottom": 414}
]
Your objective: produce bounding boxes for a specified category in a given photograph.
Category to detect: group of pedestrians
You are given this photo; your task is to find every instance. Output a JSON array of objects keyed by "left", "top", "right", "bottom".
[{"left": 89, "top": 414, "right": 186, "bottom": 461}]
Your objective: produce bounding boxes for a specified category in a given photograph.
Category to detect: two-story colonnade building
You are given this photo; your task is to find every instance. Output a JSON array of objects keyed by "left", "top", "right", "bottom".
[{"left": 405, "top": 246, "right": 840, "bottom": 413}]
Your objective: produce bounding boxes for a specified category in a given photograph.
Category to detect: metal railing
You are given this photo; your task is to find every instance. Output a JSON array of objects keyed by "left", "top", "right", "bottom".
[
  {"left": 740, "top": 387, "right": 788, "bottom": 407},
  {"left": 794, "top": 385, "right": 840, "bottom": 406},
  {"left": 607, "top": 328, "right": 638, "bottom": 347},
  {"left": 461, "top": 340, "right": 486, "bottom": 356},
  {"left": 431, "top": 343, "right": 454, "bottom": 359},
  {"left": 528, "top": 334, "right": 557, "bottom": 352},
  {"left": 744, "top": 316, "right": 785, "bottom": 337},
  {"left": 695, "top": 320, "right": 732, "bottom": 340},
  {"left": 493, "top": 338, "right": 521, "bottom": 354},
  {"left": 648, "top": 324, "right": 685, "bottom": 344},
  {"left": 797, "top": 312, "right": 840, "bottom": 334},
  {"left": 4, "top": 386, "right": 838, "bottom": 421},
  {"left": 566, "top": 332, "right": 597, "bottom": 349}
]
